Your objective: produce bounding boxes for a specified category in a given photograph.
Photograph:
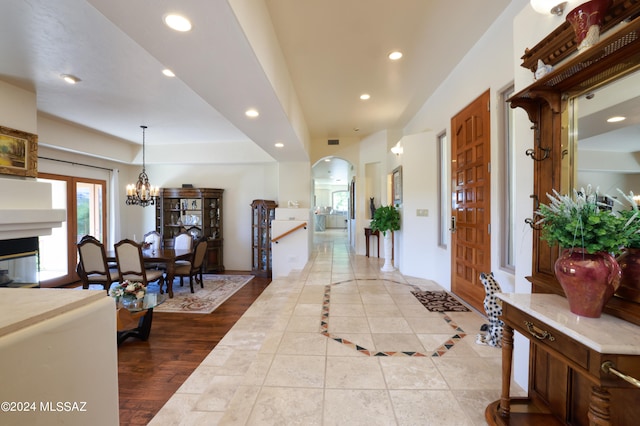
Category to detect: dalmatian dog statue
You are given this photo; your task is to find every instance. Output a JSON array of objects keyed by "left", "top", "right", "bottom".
[{"left": 476, "top": 272, "right": 503, "bottom": 348}]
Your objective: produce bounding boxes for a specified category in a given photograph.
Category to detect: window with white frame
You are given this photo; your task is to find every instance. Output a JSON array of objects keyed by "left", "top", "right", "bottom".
[
  {"left": 438, "top": 131, "right": 448, "bottom": 248},
  {"left": 501, "top": 84, "right": 516, "bottom": 271}
]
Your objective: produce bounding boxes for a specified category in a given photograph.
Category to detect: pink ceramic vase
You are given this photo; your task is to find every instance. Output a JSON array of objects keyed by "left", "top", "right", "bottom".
[
  {"left": 554, "top": 248, "right": 621, "bottom": 318},
  {"left": 566, "top": 0, "right": 612, "bottom": 51}
]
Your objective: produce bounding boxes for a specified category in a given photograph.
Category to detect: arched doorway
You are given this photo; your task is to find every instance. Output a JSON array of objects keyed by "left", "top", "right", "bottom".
[{"left": 311, "top": 157, "right": 353, "bottom": 246}]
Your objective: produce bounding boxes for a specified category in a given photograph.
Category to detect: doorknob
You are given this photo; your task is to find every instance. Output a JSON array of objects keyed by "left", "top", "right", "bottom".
[{"left": 449, "top": 216, "right": 457, "bottom": 233}]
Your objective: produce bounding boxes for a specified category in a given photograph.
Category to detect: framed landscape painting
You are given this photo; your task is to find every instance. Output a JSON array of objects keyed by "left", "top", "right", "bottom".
[
  {"left": 0, "top": 125, "right": 38, "bottom": 177},
  {"left": 392, "top": 166, "right": 402, "bottom": 206}
]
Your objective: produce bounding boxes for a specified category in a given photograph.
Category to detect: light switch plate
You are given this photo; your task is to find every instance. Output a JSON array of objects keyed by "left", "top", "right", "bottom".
[{"left": 416, "top": 209, "right": 429, "bottom": 217}]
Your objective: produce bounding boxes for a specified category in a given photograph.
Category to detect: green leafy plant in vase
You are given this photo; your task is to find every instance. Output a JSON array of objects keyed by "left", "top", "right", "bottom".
[
  {"left": 536, "top": 186, "right": 639, "bottom": 317},
  {"left": 370, "top": 204, "right": 400, "bottom": 272}
]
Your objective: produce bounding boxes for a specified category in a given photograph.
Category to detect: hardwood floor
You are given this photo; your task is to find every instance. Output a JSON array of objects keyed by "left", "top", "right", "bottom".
[{"left": 116, "top": 274, "right": 271, "bottom": 425}]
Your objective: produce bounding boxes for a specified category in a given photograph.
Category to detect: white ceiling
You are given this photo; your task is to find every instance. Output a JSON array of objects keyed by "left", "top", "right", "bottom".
[
  {"left": 0, "top": 0, "right": 510, "bottom": 170},
  {"left": 576, "top": 71, "right": 640, "bottom": 153}
]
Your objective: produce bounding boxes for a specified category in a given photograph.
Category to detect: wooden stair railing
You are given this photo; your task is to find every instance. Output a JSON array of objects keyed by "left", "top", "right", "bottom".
[{"left": 271, "top": 222, "right": 307, "bottom": 243}]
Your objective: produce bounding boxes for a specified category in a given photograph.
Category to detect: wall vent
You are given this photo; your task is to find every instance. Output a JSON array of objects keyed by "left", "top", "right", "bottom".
[{"left": 328, "top": 139, "right": 339, "bottom": 145}]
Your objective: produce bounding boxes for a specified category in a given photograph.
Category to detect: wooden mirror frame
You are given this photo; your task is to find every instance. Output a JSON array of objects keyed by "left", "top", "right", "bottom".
[{"left": 510, "top": 0, "right": 640, "bottom": 326}]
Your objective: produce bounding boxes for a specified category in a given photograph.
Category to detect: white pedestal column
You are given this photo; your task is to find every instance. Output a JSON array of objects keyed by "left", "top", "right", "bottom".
[{"left": 381, "top": 232, "right": 395, "bottom": 272}]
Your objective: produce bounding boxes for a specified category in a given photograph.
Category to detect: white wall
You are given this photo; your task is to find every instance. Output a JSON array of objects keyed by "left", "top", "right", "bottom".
[
  {"left": 399, "top": 131, "right": 443, "bottom": 282},
  {"left": 141, "top": 162, "right": 278, "bottom": 271},
  {"left": 357, "top": 130, "right": 389, "bottom": 255},
  {"left": 0, "top": 80, "right": 37, "bottom": 134},
  {"left": 277, "top": 161, "right": 311, "bottom": 209},
  {"left": 401, "top": 0, "right": 529, "bottom": 291}
]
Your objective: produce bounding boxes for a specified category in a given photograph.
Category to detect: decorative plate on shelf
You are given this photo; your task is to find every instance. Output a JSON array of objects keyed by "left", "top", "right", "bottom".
[{"left": 188, "top": 226, "right": 202, "bottom": 239}]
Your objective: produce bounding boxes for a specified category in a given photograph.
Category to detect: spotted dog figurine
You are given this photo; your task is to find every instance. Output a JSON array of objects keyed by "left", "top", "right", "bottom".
[{"left": 476, "top": 272, "right": 504, "bottom": 348}]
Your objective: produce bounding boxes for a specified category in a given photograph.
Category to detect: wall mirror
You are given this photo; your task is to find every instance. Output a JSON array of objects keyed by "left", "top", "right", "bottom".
[
  {"left": 566, "top": 69, "right": 640, "bottom": 307},
  {"left": 567, "top": 69, "right": 640, "bottom": 204}
]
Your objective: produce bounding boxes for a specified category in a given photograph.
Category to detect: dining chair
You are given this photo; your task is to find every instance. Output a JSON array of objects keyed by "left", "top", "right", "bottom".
[
  {"left": 172, "top": 232, "right": 194, "bottom": 285},
  {"left": 143, "top": 230, "right": 165, "bottom": 270},
  {"left": 143, "top": 230, "right": 162, "bottom": 251},
  {"left": 77, "top": 235, "right": 118, "bottom": 291},
  {"left": 174, "top": 238, "right": 208, "bottom": 293},
  {"left": 114, "top": 239, "right": 164, "bottom": 289},
  {"left": 174, "top": 232, "right": 193, "bottom": 251}
]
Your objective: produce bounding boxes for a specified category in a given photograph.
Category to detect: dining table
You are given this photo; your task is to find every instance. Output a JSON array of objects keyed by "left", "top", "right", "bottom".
[{"left": 106, "top": 247, "right": 192, "bottom": 298}]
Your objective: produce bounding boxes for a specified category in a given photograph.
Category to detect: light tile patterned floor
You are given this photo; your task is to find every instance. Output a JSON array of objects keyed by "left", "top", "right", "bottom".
[{"left": 149, "top": 230, "right": 524, "bottom": 425}]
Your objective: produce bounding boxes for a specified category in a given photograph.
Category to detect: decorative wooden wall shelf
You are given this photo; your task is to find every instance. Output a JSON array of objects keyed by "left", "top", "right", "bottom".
[
  {"left": 511, "top": 14, "right": 640, "bottom": 121},
  {"left": 521, "top": 0, "right": 640, "bottom": 72}
]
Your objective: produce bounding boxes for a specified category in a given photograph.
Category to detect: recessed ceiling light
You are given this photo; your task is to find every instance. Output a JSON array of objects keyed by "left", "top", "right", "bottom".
[
  {"left": 162, "top": 69, "right": 175, "bottom": 77},
  {"left": 274, "top": 142, "right": 284, "bottom": 148},
  {"left": 360, "top": 93, "right": 371, "bottom": 100},
  {"left": 607, "top": 116, "right": 626, "bottom": 123},
  {"left": 245, "top": 109, "right": 259, "bottom": 118},
  {"left": 164, "top": 14, "right": 192, "bottom": 32},
  {"left": 388, "top": 51, "right": 403, "bottom": 60},
  {"left": 60, "top": 74, "right": 81, "bottom": 84}
]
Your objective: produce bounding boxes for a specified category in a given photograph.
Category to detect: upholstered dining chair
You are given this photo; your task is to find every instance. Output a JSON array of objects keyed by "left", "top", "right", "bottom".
[
  {"left": 143, "top": 230, "right": 162, "bottom": 251},
  {"left": 143, "top": 230, "right": 164, "bottom": 270},
  {"left": 114, "top": 239, "right": 164, "bottom": 289},
  {"left": 174, "top": 232, "right": 193, "bottom": 251},
  {"left": 172, "top": 233, "right": 194, "bottom": 283},
  {"left": 174, "top": 238, "right": 208, "bottom": 293},
  {"left": 77, "top": 235, "right": 118, "bottom": 291}
]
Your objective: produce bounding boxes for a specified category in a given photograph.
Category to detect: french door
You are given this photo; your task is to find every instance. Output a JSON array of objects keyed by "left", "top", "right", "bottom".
[{"left": 37, "top": 173, "right": 107, "bottom": 287}]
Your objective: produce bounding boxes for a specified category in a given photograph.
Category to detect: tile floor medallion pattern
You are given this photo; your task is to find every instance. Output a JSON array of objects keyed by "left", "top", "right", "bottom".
[
  {"left": 149, "top": 229, "right": 526, "bottom": 425},
  {"left": 321, "top": 280, "right": 468, "bottom": 357}
]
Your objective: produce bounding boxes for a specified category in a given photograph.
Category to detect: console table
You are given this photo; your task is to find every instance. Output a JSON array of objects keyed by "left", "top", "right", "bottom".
[
  {"left": 486, "top": 293, "right": 640, "bottom": 425},
  {"left": 364, "top": 227, "right": 379, "bottom": 258}
]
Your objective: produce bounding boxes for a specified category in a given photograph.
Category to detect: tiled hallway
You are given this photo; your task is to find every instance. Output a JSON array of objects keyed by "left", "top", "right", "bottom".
[{"left": 149, "top": 229, "right": 524, "bottom": 425}]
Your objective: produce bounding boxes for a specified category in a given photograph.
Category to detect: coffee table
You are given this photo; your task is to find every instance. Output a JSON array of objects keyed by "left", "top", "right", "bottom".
[{"left": 115, "top": 292, "right": 167, "bottom": 345}]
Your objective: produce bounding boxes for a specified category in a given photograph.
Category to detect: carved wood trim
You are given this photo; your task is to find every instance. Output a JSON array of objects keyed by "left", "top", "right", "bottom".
[
  {"left": 511, "top": 16, "right": 640, "bottom": 113},
  {"left": 521, "top": 0, "right": 640, "bottom": 72},
  {"left": 512, "top": 12, "right": 640, "bottom": 326}
]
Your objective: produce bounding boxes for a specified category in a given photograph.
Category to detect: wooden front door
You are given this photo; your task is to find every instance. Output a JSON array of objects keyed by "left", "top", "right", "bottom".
[{"left": 450, "top": 90, "right": 491, "bottom": 313}]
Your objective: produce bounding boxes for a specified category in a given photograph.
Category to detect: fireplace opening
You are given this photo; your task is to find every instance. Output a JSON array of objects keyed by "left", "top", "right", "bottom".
[{"left": 0, "top": 237, "right": 39, "bottom": 288}]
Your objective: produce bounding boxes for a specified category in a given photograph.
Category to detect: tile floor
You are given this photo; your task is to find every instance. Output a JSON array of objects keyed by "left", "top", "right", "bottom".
[{"left": 149, "top": 230, "right": 524, "bottom": 425}]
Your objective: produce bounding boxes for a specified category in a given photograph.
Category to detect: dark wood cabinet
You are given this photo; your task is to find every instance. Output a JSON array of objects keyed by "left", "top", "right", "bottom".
[
  {"left": 156, "top": 188, "right": 224, "bottom": 273},
  {"left": 251, "top": 200, "right": 277, "bottom": 277},
  {"left": 487, "top": 2, "right": 640, "bottom": 424}
]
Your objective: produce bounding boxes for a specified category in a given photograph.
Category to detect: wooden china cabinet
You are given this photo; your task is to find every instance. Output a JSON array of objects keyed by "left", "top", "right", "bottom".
[
  {"left": 155, "top": 187, "right": 224, "bottom": 273},
  {"left": 251, "top": 199, "right": 277, "bottom": 277},
  {"left": 486, "top": 1, "right": 640, "bottom": 425}
]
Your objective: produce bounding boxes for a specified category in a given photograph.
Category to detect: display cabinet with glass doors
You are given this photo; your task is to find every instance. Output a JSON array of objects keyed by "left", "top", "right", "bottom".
[
  {"left": 251, "top": 200, "right": 277, "bottom": 277},
  {"left": 156, "top": 187, "right": 224, "bottom": 272}
]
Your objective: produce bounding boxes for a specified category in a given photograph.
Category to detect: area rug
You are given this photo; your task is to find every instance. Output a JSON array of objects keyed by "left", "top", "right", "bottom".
[
  {"left": 152, "top": 275, "right": 254, "bottom": 314},
  {"left": 411, "top": 290, "right": 470, "bottom": 312}
]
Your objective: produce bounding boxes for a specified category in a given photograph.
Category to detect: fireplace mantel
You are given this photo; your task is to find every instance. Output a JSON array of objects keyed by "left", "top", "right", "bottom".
[{"left": 0, "top": 178, "right": 65, "bottom": 239}]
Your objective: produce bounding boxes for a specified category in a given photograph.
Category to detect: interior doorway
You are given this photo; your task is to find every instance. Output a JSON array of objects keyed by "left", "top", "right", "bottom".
[{"left": 312, "top": 157, "right": 352, "bottom": 244}]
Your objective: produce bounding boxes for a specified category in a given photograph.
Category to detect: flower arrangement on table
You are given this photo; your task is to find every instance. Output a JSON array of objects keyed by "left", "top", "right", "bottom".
[
  {"left": 535, "top": 185, "right": 640, "bottom": 317},
  {"left": 109, "top": 280, "right": 147, "bottom": 300}
]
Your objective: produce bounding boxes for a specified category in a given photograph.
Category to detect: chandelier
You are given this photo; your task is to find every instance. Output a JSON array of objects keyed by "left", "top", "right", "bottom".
[{"left": 126, "top": 125, "right": 159, "bottom": 207}]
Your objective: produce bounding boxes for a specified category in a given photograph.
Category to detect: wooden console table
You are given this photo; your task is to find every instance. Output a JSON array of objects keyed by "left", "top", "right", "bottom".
[
  {"left": 486, "top": 293, "right": 640, "bottom": 425},
  {"left": 364, "top": 227, "right": 379, "bottom": 258}
]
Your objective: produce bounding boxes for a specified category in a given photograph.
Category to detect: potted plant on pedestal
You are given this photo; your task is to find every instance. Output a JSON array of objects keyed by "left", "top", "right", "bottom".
[
  {"left": 536, "top": 186, "right": 639, "bottom": 317},
  {"left": 370, "top": 204, "right": 400, "bottom": 272}
]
